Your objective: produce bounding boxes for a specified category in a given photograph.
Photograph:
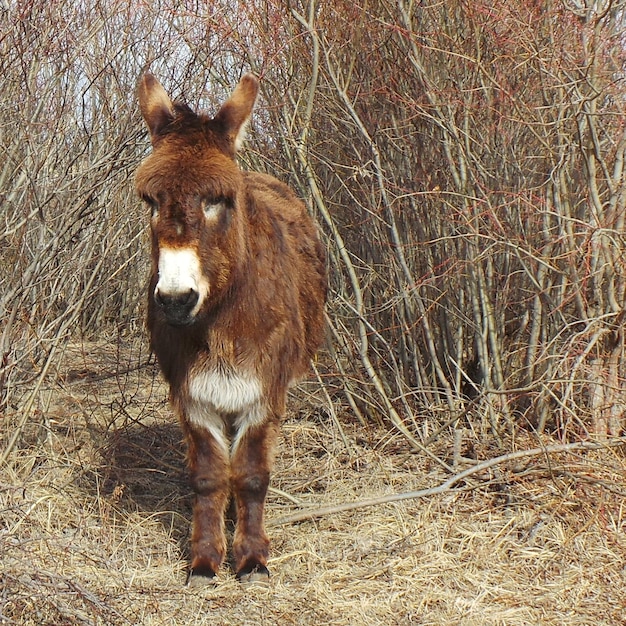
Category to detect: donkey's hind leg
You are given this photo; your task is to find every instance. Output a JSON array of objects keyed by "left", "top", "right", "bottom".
[
  {"left": 184, "top": 423, "right": 230, "bottom": 587},
  {"left": 230, "top": 415, "right": 279, "bottom": 584}
]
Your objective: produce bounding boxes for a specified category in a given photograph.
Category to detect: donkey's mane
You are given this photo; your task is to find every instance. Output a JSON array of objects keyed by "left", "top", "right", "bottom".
[{"left": 153, "top": 102, "right": 233, "bottom": 152}]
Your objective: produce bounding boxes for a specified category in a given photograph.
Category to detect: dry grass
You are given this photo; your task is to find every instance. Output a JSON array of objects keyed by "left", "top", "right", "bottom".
[{"left": 1, "top": 340, "right": 626, "bottom": 625}]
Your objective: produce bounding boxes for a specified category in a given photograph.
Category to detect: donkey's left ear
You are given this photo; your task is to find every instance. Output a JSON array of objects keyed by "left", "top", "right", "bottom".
[
  {"left": 138, "top": 73, "right": 175, "bottom": 144},
  {"left": 214, "top": 74, "right": 259, "bottom": 152}
]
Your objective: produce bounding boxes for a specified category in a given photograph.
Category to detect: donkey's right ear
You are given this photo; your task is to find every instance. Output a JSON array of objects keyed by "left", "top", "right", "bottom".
[{"left": 138, "top": 74, "right": 174, "bottom": 143}]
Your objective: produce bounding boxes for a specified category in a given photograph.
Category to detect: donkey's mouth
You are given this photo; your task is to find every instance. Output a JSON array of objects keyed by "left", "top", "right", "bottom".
[{"left": 163, "top": 312, "right": 197, "bottom": 327}]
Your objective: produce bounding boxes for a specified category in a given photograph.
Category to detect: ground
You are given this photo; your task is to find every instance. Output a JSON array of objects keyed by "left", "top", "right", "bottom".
[{"left": 1, "top": 340, "right": 625, "bottom": 625}]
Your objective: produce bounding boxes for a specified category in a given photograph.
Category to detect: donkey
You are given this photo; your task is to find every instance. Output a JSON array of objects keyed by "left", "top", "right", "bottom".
[{"left": 135, "top": 73, "right": 326, "bottom": 585}]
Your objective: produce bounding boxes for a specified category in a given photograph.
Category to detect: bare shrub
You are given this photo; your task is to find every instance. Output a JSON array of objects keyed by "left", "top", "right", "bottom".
[{"left": 245, "top": 0, "right": 626, "bottom": 441}]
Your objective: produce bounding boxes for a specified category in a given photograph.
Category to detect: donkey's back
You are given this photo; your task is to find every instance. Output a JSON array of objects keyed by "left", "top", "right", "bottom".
[{"left": 242, "top": 169, "right": 326, "bottom": 369}]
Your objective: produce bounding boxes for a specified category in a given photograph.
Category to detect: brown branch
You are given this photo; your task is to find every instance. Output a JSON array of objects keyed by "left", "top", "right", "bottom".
[{"left": 269, "top": 439, "right": 625, "bottom": 527}]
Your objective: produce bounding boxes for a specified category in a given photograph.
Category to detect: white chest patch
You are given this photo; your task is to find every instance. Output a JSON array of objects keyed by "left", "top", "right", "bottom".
[
  {"left": 186, "top": 368, "right": 265, "bottom": 453},
  {"left": 188, "top": 368, "right": 262, "bottom": 415}
]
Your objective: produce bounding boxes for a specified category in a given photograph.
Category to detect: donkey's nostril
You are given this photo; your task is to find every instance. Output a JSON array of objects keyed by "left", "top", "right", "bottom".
[
  {"left": 179, "top": 289, "right": 199, "bottom": 308},
  {"left": 154, "top": 289, "right": 165, "bottom": 308}
]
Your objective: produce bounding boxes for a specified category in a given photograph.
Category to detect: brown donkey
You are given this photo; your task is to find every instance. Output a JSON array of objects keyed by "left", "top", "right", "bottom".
[{"left": 135, "top": 73, "right": 326, "bottom": 585}]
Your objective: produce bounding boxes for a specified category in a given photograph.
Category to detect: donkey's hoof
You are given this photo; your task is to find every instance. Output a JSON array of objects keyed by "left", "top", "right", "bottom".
[
  {"left": 186, "top": 567, "right": 218, "bottom": 588},
  {"left": 236, "top": 564, "right": 270, "bottom": 586}
]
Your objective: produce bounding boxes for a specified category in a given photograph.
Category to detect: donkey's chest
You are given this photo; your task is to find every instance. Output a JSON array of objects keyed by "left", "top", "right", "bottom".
[{"left": 187, "top": 367, "right": 262, "bottom": 416}]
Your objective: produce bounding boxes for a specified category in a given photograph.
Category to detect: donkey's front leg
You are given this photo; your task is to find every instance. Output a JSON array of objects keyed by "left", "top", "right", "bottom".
[
  {"left": 184, "top": 423, "right": 230, "bottom": 586},
  {"left": 230, "top": 414, "right": 279, "bottom": 583}
]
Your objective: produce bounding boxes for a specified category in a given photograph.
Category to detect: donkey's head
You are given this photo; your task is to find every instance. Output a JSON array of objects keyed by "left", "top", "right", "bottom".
[{"left": 136, "top": 73, "right": 259, "bottom": 326}]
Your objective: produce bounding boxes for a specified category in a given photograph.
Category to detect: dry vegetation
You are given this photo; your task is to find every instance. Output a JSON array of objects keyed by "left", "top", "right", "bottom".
[
  {"left": 2, "top": 1, "right": 626, "bottom": 624},
  {"left": 2, "top": 341, "right": 626, "bottom": 625}
]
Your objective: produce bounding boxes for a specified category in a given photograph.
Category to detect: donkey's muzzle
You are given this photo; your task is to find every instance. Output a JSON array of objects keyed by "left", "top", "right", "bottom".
[{"left": 154, "top": 288, "right": 199, "bottom": 326}]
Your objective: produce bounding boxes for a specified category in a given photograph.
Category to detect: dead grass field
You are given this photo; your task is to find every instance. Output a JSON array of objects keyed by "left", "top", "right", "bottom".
[{"left": 2, "top": 340, "right": 626, "bottom": 625}]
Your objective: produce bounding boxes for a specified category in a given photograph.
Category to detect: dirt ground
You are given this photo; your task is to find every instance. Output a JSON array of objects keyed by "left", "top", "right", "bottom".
[{"left": 1, "top": 340, "right": 625, "bottom": 625}]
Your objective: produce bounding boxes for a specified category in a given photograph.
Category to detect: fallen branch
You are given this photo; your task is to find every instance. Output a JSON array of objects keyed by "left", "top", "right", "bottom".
[{"left": 269, "top": 439, "right": 625, "bottom": 527}]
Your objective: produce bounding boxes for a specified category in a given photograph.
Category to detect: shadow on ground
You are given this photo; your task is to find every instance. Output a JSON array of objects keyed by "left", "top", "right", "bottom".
[{"left": 96, "top": 420, "right": 192, "bottom": 560}]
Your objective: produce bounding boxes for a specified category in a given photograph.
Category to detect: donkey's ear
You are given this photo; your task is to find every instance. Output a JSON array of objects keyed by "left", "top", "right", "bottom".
[
  {"left": 214, "top": 74, "right": 259, "bottom": 152},
  {"left": 138, "top": 73, "right": 175, "bottom": 143}
]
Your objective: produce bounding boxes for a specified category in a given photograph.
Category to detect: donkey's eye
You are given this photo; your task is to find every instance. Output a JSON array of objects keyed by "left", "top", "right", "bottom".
[
  {"left": 142, "top": 195, "right": 159, "bottom": 218},
  {"left": 201, "top": 198, "right": 227, "bottom": 221}
]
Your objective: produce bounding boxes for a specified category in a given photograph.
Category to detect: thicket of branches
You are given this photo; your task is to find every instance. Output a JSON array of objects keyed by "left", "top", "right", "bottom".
[{"left": 2, "top": 0, "right": 626, "bottom": 458}]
